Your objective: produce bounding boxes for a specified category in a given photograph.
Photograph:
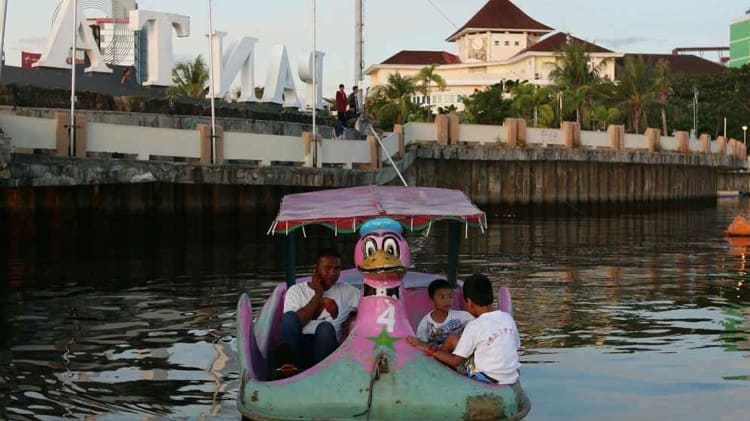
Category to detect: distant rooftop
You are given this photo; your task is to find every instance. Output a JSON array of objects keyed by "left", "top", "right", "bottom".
[
  {"left": 617, "top": 54, "right": 727, "bottom": 76},
  {"left": 446, "top": 0, "right": 553, "bottom": 42},
  {"left": 517, "top": 32, "right": 613, "bottom": 55},
  {"left": 380, "top": 50, "right": 461, "bottom": 65}
]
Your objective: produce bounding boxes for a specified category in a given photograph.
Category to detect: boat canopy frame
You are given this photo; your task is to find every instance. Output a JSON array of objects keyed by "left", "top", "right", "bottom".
[{"left": 267, "top": 186, "right": 487, "bottom": 287}]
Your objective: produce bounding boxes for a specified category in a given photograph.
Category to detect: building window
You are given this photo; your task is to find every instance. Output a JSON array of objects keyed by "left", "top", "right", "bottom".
[
  {"left": 504, "top": 41, "right": 510, "bottom": 46},
  {"left": 494, "top": 40, "right": 499, "bottom": 46},
  {"left": 514, "top": 41, "right": 520, "bottom": 46}
]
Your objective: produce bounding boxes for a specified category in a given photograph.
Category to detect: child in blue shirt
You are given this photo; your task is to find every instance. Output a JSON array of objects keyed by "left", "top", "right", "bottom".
[{"left": 408, "top": 279, "right": 474, "bottom": 349}]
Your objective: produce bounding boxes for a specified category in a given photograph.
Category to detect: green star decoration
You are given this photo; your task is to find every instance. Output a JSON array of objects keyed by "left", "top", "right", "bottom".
[{"left": 367, "top": 327, "right": 401, "bottom": 351}]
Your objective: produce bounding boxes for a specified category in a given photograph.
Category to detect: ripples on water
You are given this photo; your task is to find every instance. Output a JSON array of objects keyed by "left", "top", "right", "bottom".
[{"left": 1, "top": 199, "right": 749, "bottom": 420}]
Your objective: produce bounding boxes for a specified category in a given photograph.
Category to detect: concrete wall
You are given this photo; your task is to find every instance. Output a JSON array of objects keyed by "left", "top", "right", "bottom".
[
  {"left": 0, "top": 106, "right": 358, "bottom": 139},
  {"left": 410, "top": 158, "right": 718, "bottom": 206}
]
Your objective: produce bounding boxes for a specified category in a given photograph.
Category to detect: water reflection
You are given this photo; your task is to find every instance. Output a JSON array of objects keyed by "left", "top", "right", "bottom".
[{"left": 1, "top": 198, "right": 750, "bottom": 420}]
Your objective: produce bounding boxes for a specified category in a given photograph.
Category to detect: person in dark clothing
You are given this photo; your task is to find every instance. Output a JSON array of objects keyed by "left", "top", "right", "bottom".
[{"left": 348, "top": 85, "right": 360, "bottom": 118}]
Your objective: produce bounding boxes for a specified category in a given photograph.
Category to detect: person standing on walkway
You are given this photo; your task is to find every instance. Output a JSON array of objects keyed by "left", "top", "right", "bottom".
[
  {"left": 348, "top": 85, "right": 360, "bottom": 119},
  {"left": 335, "top": 84, "right": 347, "bottom": 138}
]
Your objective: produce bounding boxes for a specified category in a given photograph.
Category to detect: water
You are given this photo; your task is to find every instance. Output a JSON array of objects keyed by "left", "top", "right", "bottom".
[{"left": 1, "top": 198, "right": 749, "bottom": 420}]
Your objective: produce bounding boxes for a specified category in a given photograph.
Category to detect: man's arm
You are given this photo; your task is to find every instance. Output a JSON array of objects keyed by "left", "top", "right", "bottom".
[
  {"left": 432, "top": 348, "right": 467, "bottom": 368},
  {"left": 406, "top": 336, "right": 466, "bottom": 367}
]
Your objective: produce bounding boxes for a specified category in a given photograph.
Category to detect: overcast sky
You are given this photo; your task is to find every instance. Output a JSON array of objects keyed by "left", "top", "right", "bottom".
[{"left": 5, "top": 0, "right": 749, "bottom": 96}]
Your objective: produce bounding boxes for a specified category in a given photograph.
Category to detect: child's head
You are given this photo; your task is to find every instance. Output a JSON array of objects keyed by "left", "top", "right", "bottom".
[
  {"left": 462, "top": 274, "right": 493, "bottom": 315},
  {"left": 428, "top": 278, "right": 454, "bottom": 312}
]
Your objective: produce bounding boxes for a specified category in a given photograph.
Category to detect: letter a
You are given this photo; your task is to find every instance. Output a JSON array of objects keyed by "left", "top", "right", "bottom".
[
  {"left": 34, "top": 0, "right": 112, "bottom": 73},
  {"left": 261, "top": 45, "right": 300, "bottom": 108}
]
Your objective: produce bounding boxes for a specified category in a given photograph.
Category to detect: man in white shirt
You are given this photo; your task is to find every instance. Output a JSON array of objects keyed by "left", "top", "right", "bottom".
[{"left": 277, "top": 248, "right": 359, "bottom": 374}]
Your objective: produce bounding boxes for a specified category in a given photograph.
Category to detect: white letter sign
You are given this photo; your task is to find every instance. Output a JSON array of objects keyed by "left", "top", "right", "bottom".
[
  {"left": 261, "top": 45, "right": 300, "bottom": 108},
  {"left": 298, "top": 50, "right": 325, "bottom": 110},
  {"left": 208, "top": 32, "right": 258, "bottom": 102},
  {"left": 129, "top": 10, "right": 190, "bottom": 86},
  {"left": 34, "top": 0, "right": 112, "bottom": 73}
]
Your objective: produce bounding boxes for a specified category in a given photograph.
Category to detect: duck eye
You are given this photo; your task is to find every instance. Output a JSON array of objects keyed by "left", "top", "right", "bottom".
[
  {"left": 383, "top": 237, "right": 399, "bottom": 257},
  {"left": 364, "top": 238, "right": 377, "bottom": 257}
]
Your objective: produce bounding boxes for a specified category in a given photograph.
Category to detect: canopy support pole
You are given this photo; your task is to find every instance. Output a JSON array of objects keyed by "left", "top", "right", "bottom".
[
  {"left": 447, "top": 223, "right": 461, "bottom": 287},
  {"left": 285, "top": 232, "right": 297, "bottom": 287}
]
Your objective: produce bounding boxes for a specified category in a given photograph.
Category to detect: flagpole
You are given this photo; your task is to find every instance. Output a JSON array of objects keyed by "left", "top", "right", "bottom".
[
  {"left": 70, "top": 0, "right": 77, "bottom": 156},
  {"left": 312, "top": 0, "right": 317, "bottom": 167},
  {"left": 207, "top": 0, "right": 217, "bottom": 164}
]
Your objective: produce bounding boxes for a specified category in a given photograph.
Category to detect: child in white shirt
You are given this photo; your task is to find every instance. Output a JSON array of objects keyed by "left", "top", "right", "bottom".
[
  {"left": 412, "top": 279, "right": 474, "bottom": 349},
  {"left": 408, "top": 274, "right": 521, "bottom": 385}
]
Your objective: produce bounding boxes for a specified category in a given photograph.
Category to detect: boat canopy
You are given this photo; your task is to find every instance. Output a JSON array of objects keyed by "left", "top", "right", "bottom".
[{"left": 268, "top": 186, "right": 487, "bottom": 235}]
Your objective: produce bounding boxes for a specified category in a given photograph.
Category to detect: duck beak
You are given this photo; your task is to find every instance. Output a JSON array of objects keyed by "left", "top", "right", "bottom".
[{"left": 358, "top": 250, "right": 405, "bottom": 273}]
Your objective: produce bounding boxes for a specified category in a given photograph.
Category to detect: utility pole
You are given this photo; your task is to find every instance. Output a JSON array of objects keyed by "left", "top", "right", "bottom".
[
  {"left": 70, "top": 0, "right": 78, "bottom": 157},
  {"left": 207, "top": 0, "right": 217, "bottom": 164},
  {"left": 692, "top": 85, "right": 698, "bottom": 139},
  {"left": 354, "top": 0, "right": 363, "bottom": 85},
  {"left": 0, "top": 0, "right": 8, "bottom": 82}
]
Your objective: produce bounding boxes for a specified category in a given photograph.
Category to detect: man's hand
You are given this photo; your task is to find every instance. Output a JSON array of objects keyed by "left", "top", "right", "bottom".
[{"left": 296, "top": 272, "right": 325, "bottom": 325}]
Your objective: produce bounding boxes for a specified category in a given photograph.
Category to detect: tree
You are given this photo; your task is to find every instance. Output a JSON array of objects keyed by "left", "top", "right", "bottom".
[
  {"left": 549, "top": 37, "right": 608, "bottom": 127},
  {"left": 510, "top": 83, "right": 555, "bottom": 127},
  {"left": 615, "top": 55, "right": 657, "bottom": 133},
  {"left": 168, "top": 55, "right": 209, "bottom": 99},
  {"left": 367, "top": 73, "right": 418, "bottom": 130},
  {"left": 412, "top": 64, "right": 447, "bottom": 121},
  {"left": 653, "top": 59, "right": 673, "bottom": 136},
  {"left": 459, "top": 83, "right": 512, "bottom": 125}
]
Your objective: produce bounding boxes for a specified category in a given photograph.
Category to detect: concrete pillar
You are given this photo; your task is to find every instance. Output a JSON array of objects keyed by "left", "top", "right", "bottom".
[
  {"left": 608, "top": 125, "right": 625, "bottom": 151},
  {"left": 393, "top": 124, "right": 405, "bottom": 155},
  {"left": 435, "top": 114, "right": 449, "bottom": 145},
  {"left": 505, "top": 118, "right": 518, "bottom": 147},
  {"left": 367, "top": 134, "right": 380, "bottom": 169},
  {"left": 645, "top": 128, "right": 660, "bottom": 152},
  {"left": 74, "top": 113, "right": 87, "bottom": 158},
  {"left": 54, "top": 112, "right": 70, "bottom": 156},
  {"left": 562, "top": 121, "right": 576, "bottom": 148},
  {"left": 675, "top": 131, "right": 689, "bottom": 155},
  {"left": 448, "top": 114, "right": 460, "bottom": 145},
  {"left": 517, "top": 118, "right": 527, "bottom": 145},
  {"left": 717, "top": 136, "right": 726, "bottom": 155},
  {"left": 716, "top": 136, "right": 727, "bottom": 155},
  {"left": 302, "top": 131, "right": 313, "bottom": 167},
  {"left": 699, "top": 134, "right": 710, "bottom": 154},
  {"left": 198, "top": 124, "right": 224, "bottom": 164}
]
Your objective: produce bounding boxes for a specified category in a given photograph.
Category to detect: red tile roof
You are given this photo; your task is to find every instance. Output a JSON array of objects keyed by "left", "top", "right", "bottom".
[
  {"left": 380, "top": 50, "right": 461, "bottom": 65},
  {"left": 518, "top": 32, "right": 613, "bottom": 54},
  {"left": 447, "top": 0, "right": 553, "bottom": 41},
  {"left": 617, "top": 54, "right": 727, "bottom": 75}
]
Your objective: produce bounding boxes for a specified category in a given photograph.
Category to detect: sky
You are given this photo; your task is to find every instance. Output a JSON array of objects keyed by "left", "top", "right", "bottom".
[{"left": 4, "top": 0, "right": 750, "bottom": 97}]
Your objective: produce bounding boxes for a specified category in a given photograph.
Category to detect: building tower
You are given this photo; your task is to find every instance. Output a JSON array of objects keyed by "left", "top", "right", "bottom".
[{"left": 729, "top": 9, "right": 750, "bottom": 68}]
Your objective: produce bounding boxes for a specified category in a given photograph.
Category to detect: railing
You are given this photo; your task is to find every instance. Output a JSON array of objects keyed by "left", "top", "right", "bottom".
[
  {"left": 403, "top": 117, "right": 747, "bottom": 163},
  {"left": 1, "top": 109, "right": 746, "bottom": 170}
]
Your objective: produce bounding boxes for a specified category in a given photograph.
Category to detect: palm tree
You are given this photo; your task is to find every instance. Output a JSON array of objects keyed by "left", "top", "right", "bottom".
[
  {"left": 168, "top": 55, "right": 209, "bottom": 99},
  {"left": 367, "top": 73, "right": 418, "bottom": 130},
  {"left": 615, "top": 55, "right": 657, "bottom": 134},
  {"left": 653, "top": 59, "right": 673, "bottom": 136},
  {"left": 549, "top": 37, "right": 608, "bottom": 126},
  {"left": 412, "top": 64, "right": 447, "bottom": 121},
  {"left": 510, "top": 83, "right": 554, "bottom": 127}
]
